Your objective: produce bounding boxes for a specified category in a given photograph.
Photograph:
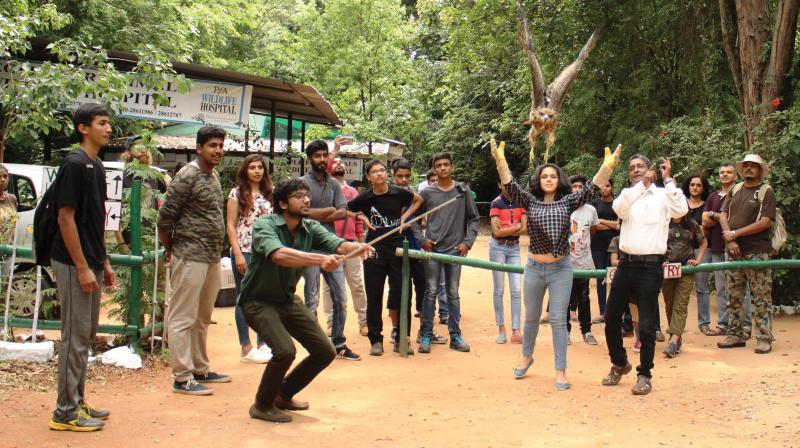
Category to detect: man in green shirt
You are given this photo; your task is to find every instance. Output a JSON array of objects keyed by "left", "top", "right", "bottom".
[{"left": 238, "top": 178, "right": 372, "bottom": 423}]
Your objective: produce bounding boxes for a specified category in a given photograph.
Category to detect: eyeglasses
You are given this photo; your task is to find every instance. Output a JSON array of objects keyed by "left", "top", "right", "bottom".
[
  {"left": 289, "top": 192, "right": 309, "bottom": 200},
  {"left": 368, "top": 168, "right": 387, "bottom": 175}
]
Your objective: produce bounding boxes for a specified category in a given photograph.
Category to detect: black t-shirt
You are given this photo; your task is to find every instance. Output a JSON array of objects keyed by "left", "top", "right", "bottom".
[
  {"left": 50, "top": 150, "right": 108, "bottom": 270},
  {"left": 688, "top": 203, "right": 705, "bottom": 249},
  {"left": 590, "top": 197, "right": 618, "bottom": 251},
  {"left": 347, "top": 185, "right": 413, "bottom": 251}
]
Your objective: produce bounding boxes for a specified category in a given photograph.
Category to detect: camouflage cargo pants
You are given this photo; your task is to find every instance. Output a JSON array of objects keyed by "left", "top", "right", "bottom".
[{"left": 725, "top": 252, "right": 773, "bottom": 342}]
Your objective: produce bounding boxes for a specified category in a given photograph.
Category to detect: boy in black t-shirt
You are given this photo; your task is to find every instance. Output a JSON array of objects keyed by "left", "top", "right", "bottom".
[
  {"left": 347, "top": 160, "right": 423, "bottom": 356},
  {"left": 48, "top": 103, "right": 116, "bottom": 432}
]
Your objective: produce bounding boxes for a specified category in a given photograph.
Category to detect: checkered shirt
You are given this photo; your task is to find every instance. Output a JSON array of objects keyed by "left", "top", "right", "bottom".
[{"left": 505, "top": 178, "right": 600, "bottom": 257}]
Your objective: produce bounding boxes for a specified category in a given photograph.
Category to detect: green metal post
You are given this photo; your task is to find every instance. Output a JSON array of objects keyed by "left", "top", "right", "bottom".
[
  {"left": 128, "top": 180, "right": 143, "bottom": 348},
  {"left": 398, "top": 240, "right": 410, "bottom": 357}
]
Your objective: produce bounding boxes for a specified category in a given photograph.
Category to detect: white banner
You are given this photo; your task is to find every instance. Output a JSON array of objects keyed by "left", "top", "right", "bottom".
[{"left": 2, "top": 61, "right": 253, "bottom": 129}]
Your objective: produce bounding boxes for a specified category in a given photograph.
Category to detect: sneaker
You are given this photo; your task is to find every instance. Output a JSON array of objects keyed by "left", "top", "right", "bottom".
[
  {"left": 631, "top": 375, "right": 652, "bottom": 395},
  {"left": 496, "top": 332, "right": 507, "bottom": 344},
  {"left": 359, "top": 323, "right": 369, "bottom": 337},
  {"left": 258, "top": 344, "right": 273, "bottom": 355},
  {"left": 754, "top": 340, "right": 772, "bottom": 354},
  {"left": 439, "top": 316, "right": 449, "bottom": 325},
  {"left": 369, "top": 342, "right": 384, "bottom": 356},
  {"left": 336, "top": 345, "right": 361, "bottom": 361},
  {"left": 393, "top": 343, "right": 415, "bottom": 355},
  {"left": 417, "top": 330, "right": 448, "bottom": 344},
  {"left": 241, "top": 347, "right": 270, "bottom": 364},
  {"left": 663, "top": 340, "right": 680, "bottom": 358},
  {"left": 79, "top": 401, "right": 109, "bottom": 420},
  {"left": 173, "top": 379, "right": 213, "bottom": 395},
  {"left": 583, "top": 332, "right": 598, "bottom": 345},
  {"left": 249, "top": 404, "right": 292, "bottom": 423},
  {"left": 390, "top": 328, "right": 398, "bottom": 345},
  {"left": 633, "top": 339, "right": 641, "bottom": 353},
  {"left": 449, "top": 334, "right": 470, "bottom": 352},
  {"left": 655, "top": 330, "right": 665, "bottom": 342},
  {"left": 717, "top": 335, "right": 747, "bottom": 349},
  {"left": 49, "top": 410, "right": 105, "bottom": 432},
  {"left": 194, "top": 371, "right": 231, "bottom": 383},
  {"left": 419, "top": 335, "right": 432, "bottom": 353}
]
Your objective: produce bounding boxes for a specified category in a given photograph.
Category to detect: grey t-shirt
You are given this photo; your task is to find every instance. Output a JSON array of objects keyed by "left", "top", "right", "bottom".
[
  {"left": 413, "top": 182, "right": 479, "bottom": 252},
  {"left": 301, "top": 172, "right": 345, "bottom": 232}
]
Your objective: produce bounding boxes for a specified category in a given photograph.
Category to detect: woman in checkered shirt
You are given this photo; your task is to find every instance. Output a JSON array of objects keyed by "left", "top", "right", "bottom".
[{"left": 490, "top": 139, "right": 621, "bottom": 390}]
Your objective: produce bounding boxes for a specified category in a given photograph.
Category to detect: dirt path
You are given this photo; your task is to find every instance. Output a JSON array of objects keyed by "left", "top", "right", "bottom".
[{"left": 2, "top": 236, "right": 799, "bottom": 447}]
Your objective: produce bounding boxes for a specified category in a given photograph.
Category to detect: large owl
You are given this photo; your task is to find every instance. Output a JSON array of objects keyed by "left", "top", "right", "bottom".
[{"left": 518, "top": 2, "right": 602, "bottom": 167}]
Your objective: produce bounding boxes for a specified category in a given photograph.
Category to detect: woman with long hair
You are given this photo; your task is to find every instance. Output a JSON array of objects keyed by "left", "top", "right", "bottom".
[
  {"left": 226, "top": 154, "right": 274, "bottom": 363},
  {"left": 490, "top": 139, "right": 620, "bottom": 390},
  {"left": 681, "top": 174, "right": 717, "bottom": 336}
]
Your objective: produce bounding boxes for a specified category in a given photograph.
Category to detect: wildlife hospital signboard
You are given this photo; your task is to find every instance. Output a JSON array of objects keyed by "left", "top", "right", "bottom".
[{"left": 1, "top": 61, "right": 253, "bottom": 129}]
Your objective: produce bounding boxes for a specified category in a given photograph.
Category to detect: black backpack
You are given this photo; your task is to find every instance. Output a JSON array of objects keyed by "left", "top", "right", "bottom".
[{"left": 33, "top": 153, "right": 90, "bottom": 266}]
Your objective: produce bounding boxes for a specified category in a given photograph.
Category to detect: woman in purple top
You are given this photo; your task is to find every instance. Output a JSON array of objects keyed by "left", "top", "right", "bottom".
[{"left": 490, "top": 139, "right": 621, "bottom": 390}]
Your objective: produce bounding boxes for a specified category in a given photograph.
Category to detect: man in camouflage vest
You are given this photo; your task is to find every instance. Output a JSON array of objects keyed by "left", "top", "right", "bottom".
[
  {"left": 717, "top": 154, "right": 777, "bottom": 354},
  {"left": 158, "top": 125, "right": 230, "bottom": 395}
]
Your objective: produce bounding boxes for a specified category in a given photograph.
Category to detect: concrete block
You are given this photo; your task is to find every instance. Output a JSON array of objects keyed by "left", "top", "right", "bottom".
[{"left": 0, "top": 341, "right": 55, "bottom": 363}]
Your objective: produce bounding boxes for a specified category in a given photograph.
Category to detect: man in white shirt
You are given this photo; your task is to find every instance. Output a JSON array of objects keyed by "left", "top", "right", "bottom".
[{"left": 601, "top": 154, "right": 688, "bottom": 395}]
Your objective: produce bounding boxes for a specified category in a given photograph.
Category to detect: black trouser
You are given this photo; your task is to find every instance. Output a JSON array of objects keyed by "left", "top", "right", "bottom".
[
  {"left": 241, "top": 298, "right": 335, "bottom": 411},
  {"left": 604, "top": 260, "right": 663, "bottom": 379},
  {"left": 364, "top": 246, "right": 410, "bottom": 344},
  {"left": 410, "top": 258, "right": 426, "bottom": 313},
  {"left": 567, "top": 278, "right": 591, "bottom": 335}
]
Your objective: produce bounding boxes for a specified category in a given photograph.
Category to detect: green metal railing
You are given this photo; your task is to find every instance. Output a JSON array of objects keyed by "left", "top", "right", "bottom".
[
  {"left": 1, "top": 180, "right": 160, "bottom": 346},
  {"left": 392, "top": 246, "right": 800, "bottom": 356}
]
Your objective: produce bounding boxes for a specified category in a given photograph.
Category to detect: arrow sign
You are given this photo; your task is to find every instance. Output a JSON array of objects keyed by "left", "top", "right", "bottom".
[
  {"left": 105, "top": 201, "right": 122, "bottom": 231},
  {"left": 106, "top": 170, "right": 124, "bottom": 201}
]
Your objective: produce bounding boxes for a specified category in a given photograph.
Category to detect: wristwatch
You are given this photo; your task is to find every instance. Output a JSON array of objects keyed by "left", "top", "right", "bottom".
[
  {"left": 709, "top": 211, "right": 715, "bottom": 219},
  {"left": 731, "top": 230, "right": 737, "bottom": 239}
]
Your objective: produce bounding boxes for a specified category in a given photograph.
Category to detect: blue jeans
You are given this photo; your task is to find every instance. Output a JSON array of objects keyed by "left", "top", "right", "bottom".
[
  {"left": 522, "top": 257, "right": 573, "bottom": 371},
  {"left": 714, "top": 251, "right": 752, "bottom": 330},
  {"left": 590, "top": 249, "right": 610, "bottom": 315},
  {"left": 435, "top": 265, "right": 449, "bottom": 319},
  {"left": 489, "top": 239, "right": 521, "bottom": 329},
  {"left": 231, "top": 252, "right": 263, "bottom": 347},
  {"left": 303, "top": 264, "right": 348, "bottom": 348},
  {"left": 695, "top": 248, "right": 713, "bottom": 328},
  {"left": 421, "top": 249, "right": 462, "bottom": 337}
]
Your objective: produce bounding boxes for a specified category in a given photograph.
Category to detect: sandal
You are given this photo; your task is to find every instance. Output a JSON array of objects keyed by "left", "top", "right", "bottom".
[
  {"left": 601, "top": 362, "right": 632, "bottom": 386},
  {"left": 631, "top": 375, "right": 652, "bottom": 395},
  {"left": 702, "top": 326, "right": 725, "bottom": 336}
]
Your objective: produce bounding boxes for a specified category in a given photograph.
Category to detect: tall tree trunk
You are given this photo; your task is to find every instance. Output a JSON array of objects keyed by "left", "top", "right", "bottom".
[{"left": 720, "top": 0, "right": 800, "bottom": 151}]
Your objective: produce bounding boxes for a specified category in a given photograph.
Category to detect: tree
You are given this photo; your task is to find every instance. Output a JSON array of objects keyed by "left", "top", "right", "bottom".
[
  {"left": 0, "top": 6, "right": 190, "bottom": 162},
  {"left": 719, "top": 0, "right": 800, "bottom": 149},
  {"left": 293, "top": 0, "right": 417, "bottom": 146}
]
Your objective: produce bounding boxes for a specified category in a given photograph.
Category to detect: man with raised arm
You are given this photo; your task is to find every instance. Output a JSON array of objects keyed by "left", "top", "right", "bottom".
[{"left": 601, "top": 155, "right": 687, "bottom": 395}]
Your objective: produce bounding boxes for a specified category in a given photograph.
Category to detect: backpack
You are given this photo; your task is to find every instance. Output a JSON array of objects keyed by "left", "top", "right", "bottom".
[
  {"left": 730, "top": 182, "right": 787, "bottom": 254},
  {"left": 33, "top": 153, "right": 91, "bottom": 266}
]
